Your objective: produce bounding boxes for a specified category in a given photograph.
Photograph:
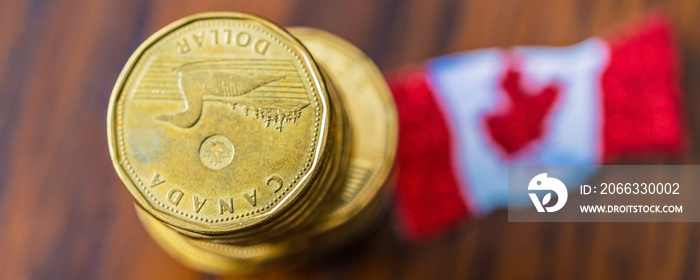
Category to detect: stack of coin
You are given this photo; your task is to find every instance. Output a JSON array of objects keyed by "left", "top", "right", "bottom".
[{"left": 108, "top": 12, "right": 397, "bottom": 275}]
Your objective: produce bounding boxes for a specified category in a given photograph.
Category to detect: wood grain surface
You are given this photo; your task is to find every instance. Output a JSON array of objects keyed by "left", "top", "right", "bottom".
[{"left": 1, "top": 0, "right": 699, "bottom": 279}]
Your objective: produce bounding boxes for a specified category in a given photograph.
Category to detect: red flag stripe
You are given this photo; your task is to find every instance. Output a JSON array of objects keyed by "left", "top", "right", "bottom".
[
  {"left": 601, "top": 13, "right": 685, "bottom": 161},
  {"left": 388, "top": 69, "right": 470, "bottom": 242}
]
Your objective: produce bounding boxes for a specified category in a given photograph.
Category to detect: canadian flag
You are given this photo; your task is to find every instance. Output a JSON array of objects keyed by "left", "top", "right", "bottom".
[{"left": 388, "top": 13, "right": 685, "bottom": 242}]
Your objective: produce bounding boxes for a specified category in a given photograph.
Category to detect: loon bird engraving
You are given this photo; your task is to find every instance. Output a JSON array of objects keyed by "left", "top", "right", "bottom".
[{"left": 157, "top": 60, "right": 307, "bottom": 129}]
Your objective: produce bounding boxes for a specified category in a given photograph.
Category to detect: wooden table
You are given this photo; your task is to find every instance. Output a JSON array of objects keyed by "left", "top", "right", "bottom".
[{"left": 2, "top": 0, "right": 699, "bottom": 279}]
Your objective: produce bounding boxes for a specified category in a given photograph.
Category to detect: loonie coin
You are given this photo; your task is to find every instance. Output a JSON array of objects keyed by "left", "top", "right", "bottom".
[
  {"left": 107, "top": 12, "right": 340, "bottom": 238},
  {"left": 111, "top": 12, "right": 397, "bottom": 275},
  {"left": 135, "top": 26, "right": 398, "bottom": 274},
  {"left": 290, "top": 27, "right": 397, "bottom": 235}
]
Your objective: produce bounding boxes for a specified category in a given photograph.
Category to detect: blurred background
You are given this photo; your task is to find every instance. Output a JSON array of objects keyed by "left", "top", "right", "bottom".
[{"left": 1, "top": 0, "right": 700, "bottom": 279}]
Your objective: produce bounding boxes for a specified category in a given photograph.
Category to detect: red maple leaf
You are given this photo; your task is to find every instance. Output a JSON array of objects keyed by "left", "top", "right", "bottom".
[{"left": 485, "top": 61, "right": 560, "bottom": 156}]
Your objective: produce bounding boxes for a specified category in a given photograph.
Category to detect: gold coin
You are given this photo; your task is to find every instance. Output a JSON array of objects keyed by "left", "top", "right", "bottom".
[
  {"left": 108, "top": 12, "right": 338, "bottom": 237},
  {"left": 136, "top": 207, "right": 273, "bottom": 275},
  {"left": 291, "top": 27, "right": 397, "bottom": 234},
  {"left": 135, "top": 27, "right": 398, "bottom": 274}
]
